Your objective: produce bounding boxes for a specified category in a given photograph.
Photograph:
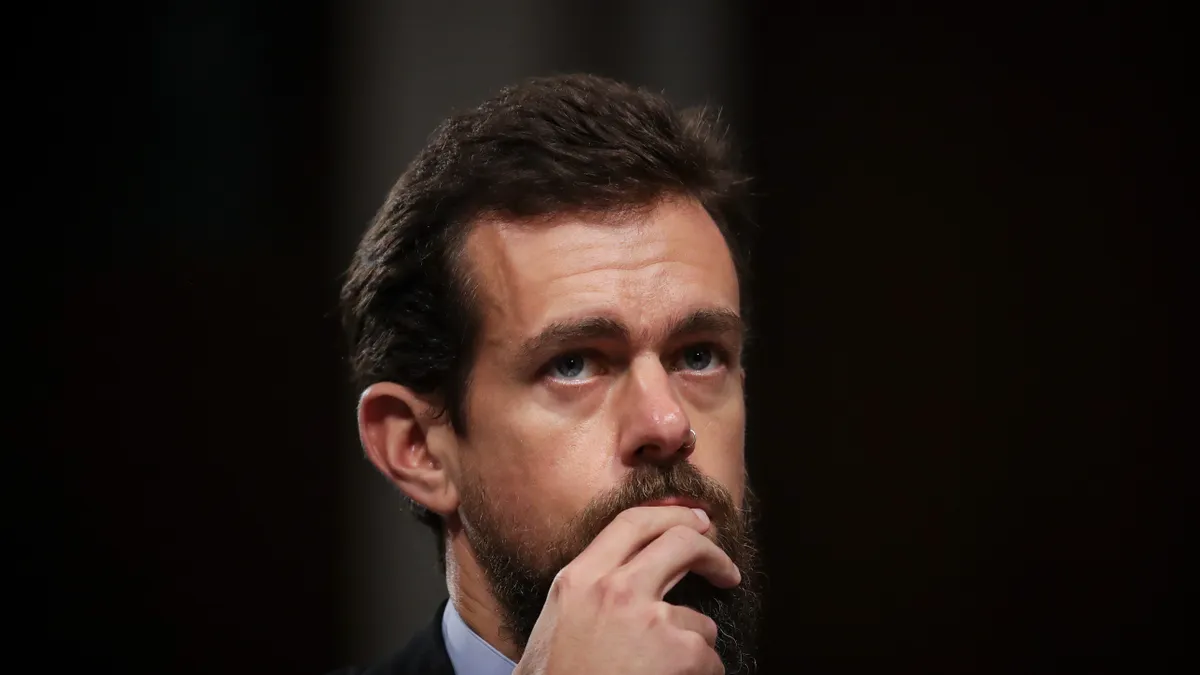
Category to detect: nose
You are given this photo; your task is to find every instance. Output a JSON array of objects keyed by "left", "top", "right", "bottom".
[{"left": 617, "top": 355, "right": 694, "bottom": 466}]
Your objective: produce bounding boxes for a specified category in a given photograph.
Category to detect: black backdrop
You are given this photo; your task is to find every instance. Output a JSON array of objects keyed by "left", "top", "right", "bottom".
[{"left": 40, "top": 3, "right": 1180, "bottom": 674}]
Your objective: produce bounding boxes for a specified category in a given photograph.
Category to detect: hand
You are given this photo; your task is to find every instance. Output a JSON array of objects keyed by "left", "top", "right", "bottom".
[{"left": 513, "top": 505, "right": 741, "bottom": 675}]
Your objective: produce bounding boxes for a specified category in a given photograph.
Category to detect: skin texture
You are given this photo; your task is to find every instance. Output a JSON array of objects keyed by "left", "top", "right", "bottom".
[{"left": 358, "top": 197, "right": 748, "bottom": 670}]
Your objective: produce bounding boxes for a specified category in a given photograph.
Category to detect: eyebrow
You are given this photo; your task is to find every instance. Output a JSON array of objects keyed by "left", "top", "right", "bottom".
[{"left": 514, "top": 307, "right": 746, "bottom": 370}]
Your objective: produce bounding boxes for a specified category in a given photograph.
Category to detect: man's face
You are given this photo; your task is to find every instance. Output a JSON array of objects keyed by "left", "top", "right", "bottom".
[{"left": 449, "top": 197, "right": 757, "bottom": 666}]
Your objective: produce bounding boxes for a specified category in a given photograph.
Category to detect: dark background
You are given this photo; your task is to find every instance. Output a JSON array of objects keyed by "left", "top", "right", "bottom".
[{"left": 39, "top": 2, "right": 1181, "bottom": 673}]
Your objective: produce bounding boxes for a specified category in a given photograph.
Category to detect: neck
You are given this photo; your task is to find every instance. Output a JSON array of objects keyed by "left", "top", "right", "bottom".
[{"left": 444, "top": 531, "right": 523, "bottom": 663}]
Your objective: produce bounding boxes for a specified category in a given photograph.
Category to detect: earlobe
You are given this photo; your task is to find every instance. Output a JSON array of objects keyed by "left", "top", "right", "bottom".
[{"left": 357, "top": 382, "right": 459, "bottom": 517}]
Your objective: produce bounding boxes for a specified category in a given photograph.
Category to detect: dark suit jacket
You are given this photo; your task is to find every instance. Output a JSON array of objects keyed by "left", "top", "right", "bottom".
[{"left": 327, "top": 600, "right": 456, "bottom": 675}]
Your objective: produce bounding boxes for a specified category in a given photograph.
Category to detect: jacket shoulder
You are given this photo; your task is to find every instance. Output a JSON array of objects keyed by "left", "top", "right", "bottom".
[{"left": 325, "top": 601, "right": 454, "bottom": 675}]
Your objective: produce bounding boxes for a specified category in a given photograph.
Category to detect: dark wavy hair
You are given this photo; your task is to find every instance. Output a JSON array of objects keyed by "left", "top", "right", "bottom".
[{"left": 340, "top": 73, "right": 756, "bottom": 563}]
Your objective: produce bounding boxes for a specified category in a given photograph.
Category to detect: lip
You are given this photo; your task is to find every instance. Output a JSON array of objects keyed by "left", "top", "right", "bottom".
[{"left": 641, "top": 496, "right": 709, "bottom": 513}]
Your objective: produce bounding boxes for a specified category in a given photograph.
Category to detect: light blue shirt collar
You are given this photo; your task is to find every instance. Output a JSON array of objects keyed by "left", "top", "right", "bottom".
[{"left": 441, "top": 601, "right": 517, "bottom": 675}]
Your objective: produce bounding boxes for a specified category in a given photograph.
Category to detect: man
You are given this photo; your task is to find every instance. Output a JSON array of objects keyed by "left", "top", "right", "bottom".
[{"left": 333, "top": 74, "right": 762, "bottom": 675}]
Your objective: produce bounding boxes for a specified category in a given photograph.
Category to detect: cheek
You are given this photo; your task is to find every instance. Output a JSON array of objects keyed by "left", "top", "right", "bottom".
[
  {"left": 463, "top": 399, "right": 615, "bottom": 533},
  {"left": 694, "top": 397, "right": 747, "bottom": 504}
]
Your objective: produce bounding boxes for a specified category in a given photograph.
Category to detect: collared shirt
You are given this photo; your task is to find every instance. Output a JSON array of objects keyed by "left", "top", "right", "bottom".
[{"left": 441, "top": 601, "right": 517, "bottom": 675}]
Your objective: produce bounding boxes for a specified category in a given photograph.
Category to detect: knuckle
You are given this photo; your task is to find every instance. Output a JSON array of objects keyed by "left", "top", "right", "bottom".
[
  {"left": 674, "top": 632, "right": 720, "bottom": 674},
  {"left": 647, "top": 601, "right": 673, "bottom": 628},
  {"left": 549, "top": 566, "right": 576, "bottom": 599},
  {"left": 679, "top": 629, "right": 709, "bottom": 653},
  {"left": 665, "top": 524, "right": 700, "bottom": 546},
  {"left": 614, "top": 506, "right": 643, "bottom": 528},
  {"left": 612, "top": 508, "right": 642, "bottom": 531},
  {"left": 594, "top": 571, "right": 636, "bottom": 607}
]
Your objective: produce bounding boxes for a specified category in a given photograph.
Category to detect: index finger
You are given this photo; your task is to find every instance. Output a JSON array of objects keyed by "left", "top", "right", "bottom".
[{"left": 569, "top": 505, "right": 711, "bottom": 578}]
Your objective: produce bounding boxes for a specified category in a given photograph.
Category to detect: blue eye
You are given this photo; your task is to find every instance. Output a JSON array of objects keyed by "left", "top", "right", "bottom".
[
  {"left": 550, "top": 354, "right": 590, "bottom": 379},
  {"left": 677, "top": 345, "right": 720, "bottom": 372}
]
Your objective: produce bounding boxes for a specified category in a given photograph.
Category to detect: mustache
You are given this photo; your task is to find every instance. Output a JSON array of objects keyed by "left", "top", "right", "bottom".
[{"left": 566, "top": 462, "right": 740, "bottom": 545}]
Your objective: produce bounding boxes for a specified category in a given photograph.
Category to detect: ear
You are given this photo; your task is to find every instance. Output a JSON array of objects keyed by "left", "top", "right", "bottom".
[{"left": 357, "top": 382, "right": 460, "bottom": 517}]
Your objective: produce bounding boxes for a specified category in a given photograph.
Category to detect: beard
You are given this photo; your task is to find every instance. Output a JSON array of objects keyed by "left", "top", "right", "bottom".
[{"left": 458, "top": 462, "right": 762, "bottom": 674}]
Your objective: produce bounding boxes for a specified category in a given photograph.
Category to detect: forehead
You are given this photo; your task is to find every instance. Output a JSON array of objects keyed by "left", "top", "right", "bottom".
[{"left": 464, "top": 199, "right": 740, "bottom": 344}]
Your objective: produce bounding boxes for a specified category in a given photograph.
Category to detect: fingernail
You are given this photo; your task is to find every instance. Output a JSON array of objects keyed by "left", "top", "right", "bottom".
[{"left": 691, "top": 508, "right": 709, "bottom": 526}]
